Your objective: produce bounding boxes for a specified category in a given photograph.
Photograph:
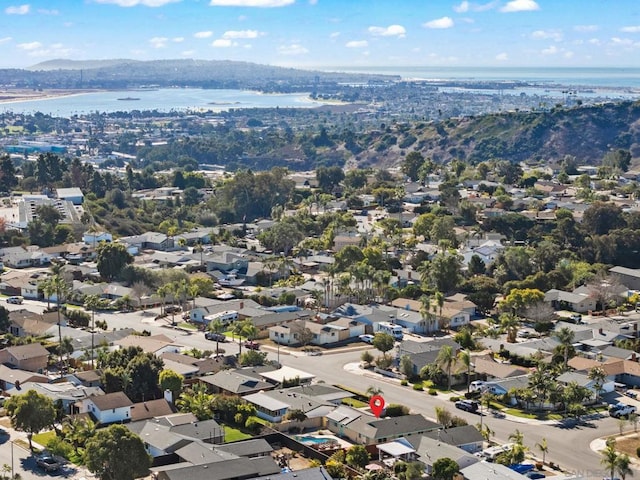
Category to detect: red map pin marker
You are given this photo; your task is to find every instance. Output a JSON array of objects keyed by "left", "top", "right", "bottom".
[{"left": 370, "top": 395, "right": 385, "bottom": 418}]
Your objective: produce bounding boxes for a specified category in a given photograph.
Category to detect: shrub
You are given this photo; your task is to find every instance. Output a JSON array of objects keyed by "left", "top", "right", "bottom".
[
  {"left": 245, "top": 416, "right": 262, "bottom": 434},
  {"left": 47, "top": 436, "right": 73, "bottom": 459},
  {"left": 449, "top": 396, "right": 460, "bottom": 402},
  {"left": 401, "top": 379, "right": 408, "bottom": 386},
  {"left": 428, "top": 389, "right": 438, "bottom": 396},
  {"left": 385, "top": 404, "right": 410, "bottom": 417},
  {"left": 412, "top": 382, "right": 423, "bottom": 391}
]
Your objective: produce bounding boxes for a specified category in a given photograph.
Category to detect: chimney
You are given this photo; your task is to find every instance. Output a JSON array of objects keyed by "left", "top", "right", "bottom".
[
  {"left": 632, "top": 353, "right": 637, "bottom": 362},
  {"left": 164, "top": 389, "right": 173, "bottom": 405},
  {"left": 408, "top": 271, "right": 412, "bottom": 280},
  {"left": 239, "top": 301, "right": 244, "bottom": 310},
  {"left": 599, "top": 328, "right": 603, "bottom": 335}
]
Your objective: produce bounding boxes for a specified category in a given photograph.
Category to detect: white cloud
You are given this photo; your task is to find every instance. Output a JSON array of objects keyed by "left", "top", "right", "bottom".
[
  {"left": 500, "top": 0, "right": 539, "bottom": 13},
  {"left": 423, "top": 17, "right": 454, "bottom": 29},
  {"left": 17, "top": 41, "right": 42, "bottom": 50},
  {"left": 610, "top": 37, "right": 634, "bottom": 46},
  {"left": 454, "top": 1, "right": 498, "bottom": 12},
  {"left": 278, "top": 43, "right": 309, "bottom": 55},
  {"left": 173, "top": 37, "right": 184, "bottom": 42},
  {"left": 0, "top": 37, "right": 12, "bottom": 44},
  {"left": 223, "top": 29, "right": 262, "bottom": 39},
  {"left": 37, "top": 9, "right": 59, "bottom": 15},
  {"left": 531, "top": 29, "right": 562, "bottom": 41},
  {"left": 149, "top": 36, "right": 168, "bottom": 48},
  {"left": 345, "top": 40, "right": 368, "bottom": 48},
  {"left": 330, "top": 32, "right": 340, "bottom": 39},
  {"left": 308, "top": 0, "right": 317, "bottom": 4},
  {"left": 94, "top": 0, "right": 180, "bottom": 6},
  {"left": 541, "top": 45, "right": 558, "bottom": 55},
  {"left": 194, "top": 31, "right": 213, "bottom": 38},
  {"left": 212, "top": 39, "right": 233, "bottom": 47},
  {"left": 209, "top": 0, "right": 294, "bottom": 7},
  {"left": 453, "top": 1, "right": 469, "bottom": 13},
  {"left": 564, "top": 51, "right": 574, "bottom": 58},
  {"left": 495, "top": 52, "right": 508, "bottom": 61},
  {"left": 588, "top": 38, "right": 601, "bottom": 46},
  {"left": 621, "top": 26, "right": 640, "bottom": 33},
  {"left": 5, "top": 4, "right": 30, "bottom": 15},
  {"left": 574, "top": 25, "right": 599, "bottom": 33},
  {"left": 368, "top": 25, "right": 406, "bottom": 38},
  {"left": 181, "top": 50, "right": 195, "bottom": 56}
]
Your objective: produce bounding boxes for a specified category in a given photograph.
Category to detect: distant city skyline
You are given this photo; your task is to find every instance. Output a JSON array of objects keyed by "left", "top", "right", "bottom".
[{"left": 1, "top": 0, "right": 639, "bottom": 70}]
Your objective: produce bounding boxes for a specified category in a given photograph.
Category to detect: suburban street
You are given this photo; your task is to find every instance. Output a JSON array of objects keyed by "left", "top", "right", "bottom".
[{"left": 0, "top": 297, "right": 633, "bottom": 479}]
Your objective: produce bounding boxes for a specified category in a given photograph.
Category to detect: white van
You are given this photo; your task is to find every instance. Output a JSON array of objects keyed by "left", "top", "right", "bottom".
[
  {"left": 6, "top": 296, "right": 23, "bottom": 305},
  {"left": 481, "top": 443, "right": 514, "bottom": 462},
  {"left": 470, "top": 381, "right": 487, "bottom": 392}
]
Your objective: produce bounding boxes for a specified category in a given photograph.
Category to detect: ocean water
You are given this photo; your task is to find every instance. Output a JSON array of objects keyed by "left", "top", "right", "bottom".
[
  {"left": 320, "top": 66, "right": 640, "bottom": 89},
  {"left": 0, "top": 88, "right": 326, "bottom": 117}
]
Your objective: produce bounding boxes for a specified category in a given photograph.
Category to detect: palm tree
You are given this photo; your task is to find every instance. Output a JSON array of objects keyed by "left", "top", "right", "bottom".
[
  {"left": 616, "top": 453, "right": 633, "bottom": 480},
  {"left": 208, "top": 318, "right": 225, "bottom": 355},
  {"left": 176, "top": 384, "right": 214, "bottom": 420},
  {"left": 232, "top": 320, "right": 249, "bottom": 357},
  {"left": 536, "top": 438, "right": 548, "bottom": 465},
  {"left": 366, "top": 386, "right": 383, "bottom": 397},
  {"left": 49, "top": 273, "right": 71, "bottom": 370},
  {"left": 434, "top": 290, "right": 445, "bottom": 331},
  {"left": 508, "top": 429, "right": 524, "bottom": 445},
  {"left": 436, "top": 345, "right": 456, "bottom": 391},
  {"left": 84, "top": 294, "right": 102, "bottom": 369},
  {"left": 500, "top": 313, "right": 519, "bottom": 343},
  {"left": 601, "top": 438, "right": 620, "bottom": 480},
  {"left": 59, "top": 336, "right": 74, "bottom": 373},
  {"left": 588, "top": 366, "right": 607, "bottom": 404},
  {"left": 457, "top": 349, "right": 473, "bottom": 392},
  {"left": 419, "top": 294, "right": 435, "bottom": 333},
  {"left": 555, "top": 326, "right": 575, "bottom": 370}
]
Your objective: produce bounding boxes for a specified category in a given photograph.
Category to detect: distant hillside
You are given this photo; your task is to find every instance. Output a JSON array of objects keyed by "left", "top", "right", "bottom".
[
  {"left": 354, "top": 100, "right": 640, "bottom": 167},
  {"left": 0, "top": 58, "right": 398, "bottom": 92}
]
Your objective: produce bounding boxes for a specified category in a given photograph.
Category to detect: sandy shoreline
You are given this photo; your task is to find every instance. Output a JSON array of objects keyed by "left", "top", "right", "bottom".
[{"left": 0, "top": 89, "right": 103, "bottom": 105}]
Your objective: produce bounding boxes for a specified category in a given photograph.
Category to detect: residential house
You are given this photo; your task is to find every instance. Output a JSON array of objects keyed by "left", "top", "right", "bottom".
[
  {"left": 396, "top": 339, "right": 462, "bottom": 378},
  {"left": 472, "top": 356, "right": 529, "bottom": 381},
  {"left": 0, "top": 364, "right": 48, "bottom": 391},
  {"left": 187, "top": 298, "right": 263, "bottom": 324},
  {"left": 118, "top": 232, "right": 174, "bottom": 254},
  {"left": 160, "top": 352, "right": 230, "bottom": 379},
  {"left": 610, "top": 266, "right": 640, "bottom": 290},
  {"left": 130, "top": 398, "right": 175, "bottom": 422},
  {"left": 6, "top": 381, "right": 103, "bottom": 415},
  {"left": 81, "top": 391, "right": 133, "bottom": 424},
  {"left": 556, "top": 371, "right": 614, "bottom": 401},
  {"left": 461, "top": 461, "right": 530, "bottom": 480},
  {"left": 340, "top": 413, "right": 441, "bottom": 446},
  {"left": 268, "top": 318, "right": 365, "bottom": 346},
  {"left": 153, "top": 457, "right": 280, "bottom": 480},
  {"left": 421, "top": 425, "right": 484, "bottom": 453},
  {"left": 66, "top": 369, "right": 103, "bottom": 388},
  {"left": 8, "top": 309, "right": 62, "bottom": 338},
  {"left": 242, "top": 388, "right": 334, "bottom": 424},
  {"left": 0, "top": 270, "right": 44, "bottom": 300},
  {"left": 198, "top": 369, "right": 275, "bottom": 396},
  {"left": 115, "top": 334, "right": 182, "bottom": 356},
  {"left": 460, "top": 240, "right": 504, "bottom": 269},
  {"left": 544, "top": 289, "right": 597, "bottom": 313},
  {"left": 0, "top": 246, "right": 51, "bottom": 269},
  {"left": 0, "top": 343, "right": 49, "bottom": 373},
  {"left": 378, "top": 436, "right": 478, "bottom": 473}
]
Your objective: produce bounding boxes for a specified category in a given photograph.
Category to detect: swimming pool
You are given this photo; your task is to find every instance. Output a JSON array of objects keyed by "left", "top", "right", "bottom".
[{"left": 296, "top": 435, "right": 334, "bottom": 445}]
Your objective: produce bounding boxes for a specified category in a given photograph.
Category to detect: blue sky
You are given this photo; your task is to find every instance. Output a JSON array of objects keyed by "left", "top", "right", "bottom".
[{"left": 1, "top": 0, "right": 640, "bottom": 69}]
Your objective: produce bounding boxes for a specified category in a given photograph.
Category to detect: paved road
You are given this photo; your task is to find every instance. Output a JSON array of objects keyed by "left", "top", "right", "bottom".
[{"left": 278, "top": 348, "right": 622, "bottom": 479}]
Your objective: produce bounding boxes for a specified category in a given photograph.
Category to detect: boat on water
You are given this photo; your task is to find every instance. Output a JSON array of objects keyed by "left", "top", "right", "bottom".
[{"left": 117, "top": 97, "right": 141, "bottom": 101}]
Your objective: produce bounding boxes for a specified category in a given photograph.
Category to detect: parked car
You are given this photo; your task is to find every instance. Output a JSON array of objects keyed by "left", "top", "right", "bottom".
[
  {"left": 510, "top": 464, "right": 535, "bottom": 474},
  {"left": 455, "top": 400, "right": 479, "bottom": 412},
  {"left": 165, "top": 305, "right": 181, "bottom": 314},
  {"left": 359, "top": 334, "right": 374, "bottom": 344},
  {"left": 205, "top": 332, "right": 227, "bottom": 342},
  {"left": 244, "top": 341, "right": 260, "bottom": 350},
  {"left": 6, "top": 296, "right": 23, "bottom": 304},
  {"left": 36, "top": 456, "right": 60, "bottom": 472},
  {"left": 470, "top": 381, "right": 486, "bottom": 392}
]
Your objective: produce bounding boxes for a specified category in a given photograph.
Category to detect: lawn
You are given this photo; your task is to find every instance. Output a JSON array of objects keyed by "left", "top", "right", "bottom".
[
  {"left": 224, "top": 425, "right": 251, "bottom": 442},
  {"left": 342, "top": 398, "right": 368, "bottom": 408},
  {"left": 503, "top": 408, "right": 563, "bottom": 421},
  {"left": 178, "top": 322, "right": 198, "bottom": 331},
  {"left": 615, "top": 434, "right": 640, "bottom": 457},
  {"left": 32, "top": 430, "right": 56, "bottom": 448}
]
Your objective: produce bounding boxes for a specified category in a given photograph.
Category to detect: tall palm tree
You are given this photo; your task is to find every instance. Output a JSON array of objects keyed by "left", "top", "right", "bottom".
[
  {"left": 588, "top": 366, "right": 607, "bottom": 404},
  {"left": 419, "top": 294, "right": 435, "bottom": 333},
  {"left": 555, "top": 326, "right": 576, "bottom": 370},
  {"left": 434, "top": 291, "right": 445, "bottom": 331},
  {"left": 49, "top": 273, "right": 71, "bottom": 370},
  {"left": 436, "top": 345, "right": 456, "bottom": 391},
  {"left": 59, "top": 336, "right": 74, "bottom": 373},
  {"left": 457, "top": 349, "right": 473, "bottom": 392}
]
